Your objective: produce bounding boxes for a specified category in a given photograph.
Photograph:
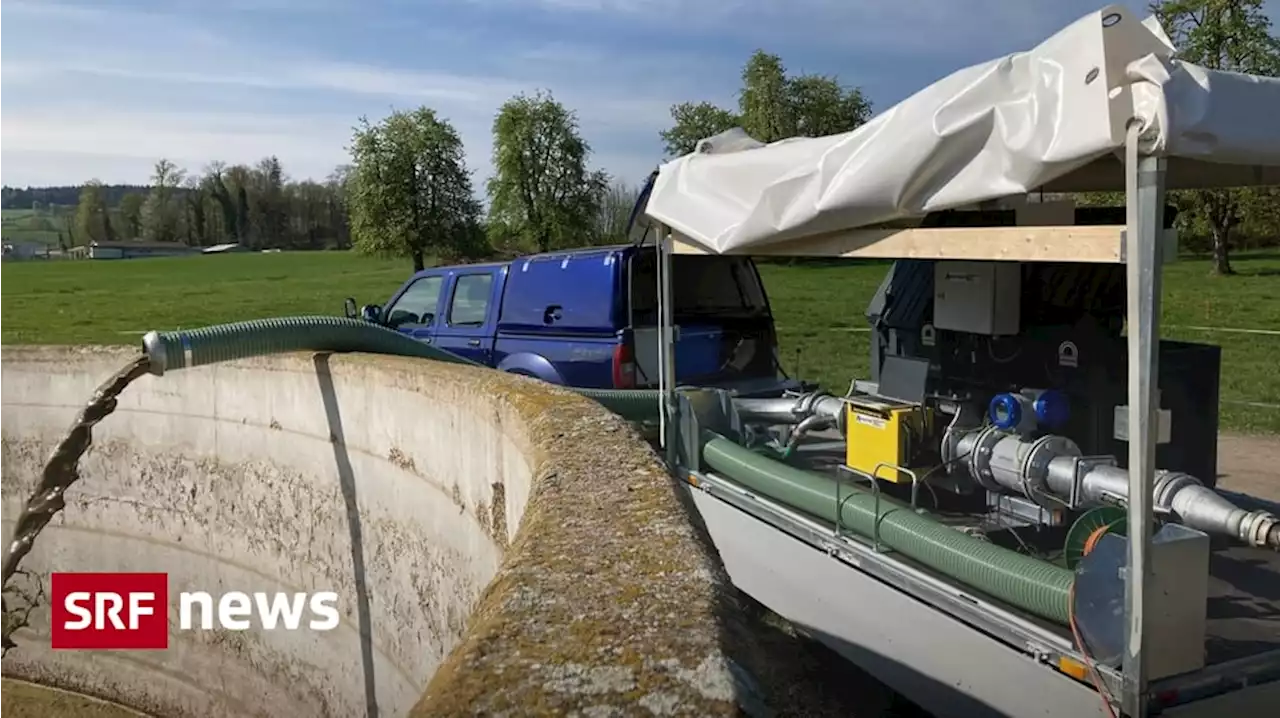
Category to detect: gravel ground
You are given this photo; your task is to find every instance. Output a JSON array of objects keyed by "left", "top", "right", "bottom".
[{"left": 1216, "top": 434, "right": 1280, "bottom": 500}]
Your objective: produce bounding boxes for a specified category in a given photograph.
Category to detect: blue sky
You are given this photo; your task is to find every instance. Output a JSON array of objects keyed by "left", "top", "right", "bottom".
[{"left": 2, "top": 1, "right": 1275, "bottom": 190}]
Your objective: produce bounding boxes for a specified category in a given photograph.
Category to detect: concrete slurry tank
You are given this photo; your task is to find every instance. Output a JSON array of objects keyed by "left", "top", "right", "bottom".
[{"left": 1, "top": 346, "right": 888, "bottom": 717}]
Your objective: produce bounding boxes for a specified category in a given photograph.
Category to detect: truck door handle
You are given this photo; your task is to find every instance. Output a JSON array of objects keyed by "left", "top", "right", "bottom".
[{"left": 468, "top": 339, "right": 481, "bottom": 347}]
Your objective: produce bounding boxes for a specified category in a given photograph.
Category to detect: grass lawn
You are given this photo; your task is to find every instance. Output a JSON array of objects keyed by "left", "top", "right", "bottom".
[
  {"left": 3, "top": 249, "right": 1278, "bottom": 433},
  {"left": 2, "top": 208, "right": 66, "bottom": 247}
]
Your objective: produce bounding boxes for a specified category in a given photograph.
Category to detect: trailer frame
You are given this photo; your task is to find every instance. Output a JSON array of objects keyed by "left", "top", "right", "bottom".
[{"left": 646, "top": 119, "right": 1280, "bottom": 716}]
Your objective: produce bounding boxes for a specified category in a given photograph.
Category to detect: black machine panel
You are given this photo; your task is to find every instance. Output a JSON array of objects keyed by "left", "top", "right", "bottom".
[{"left": 868, "top": 258, "right": 1222, "bottom": 486}]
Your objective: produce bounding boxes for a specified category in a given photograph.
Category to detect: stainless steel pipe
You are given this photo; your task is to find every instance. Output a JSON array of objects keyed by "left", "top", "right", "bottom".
[
  {"left": 958, "top": 428, "right": 1280, "bottom": 548},
  {"left": 733, "top": 393, "right": 845, "bottom": 427}
]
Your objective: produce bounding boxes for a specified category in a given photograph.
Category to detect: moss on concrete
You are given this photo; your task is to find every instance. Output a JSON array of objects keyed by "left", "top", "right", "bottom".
[{"left": 1, "top": 678, "right": 145, "bottom": 717}]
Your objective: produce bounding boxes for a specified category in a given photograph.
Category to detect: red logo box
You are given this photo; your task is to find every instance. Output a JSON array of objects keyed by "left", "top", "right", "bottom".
[{"left": 50, "top": 572, "right": 169, "bottom": 650}]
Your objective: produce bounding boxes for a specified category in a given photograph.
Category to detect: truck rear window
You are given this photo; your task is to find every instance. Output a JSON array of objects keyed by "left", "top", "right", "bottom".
[{"left": 629, "top": 252, "right": 767, "bottom": 324}]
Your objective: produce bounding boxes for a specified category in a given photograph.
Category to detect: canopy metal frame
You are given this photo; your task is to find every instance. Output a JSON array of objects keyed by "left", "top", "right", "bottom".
[
  {"left": 1121, "top": 119, "right": 1165, "bottom": 718},
  {"left": 644, "top": 118, "right": 1218, "bottom": 716}
]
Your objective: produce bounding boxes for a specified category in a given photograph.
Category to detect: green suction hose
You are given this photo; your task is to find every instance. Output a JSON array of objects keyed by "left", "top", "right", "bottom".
[
  {"left": 700, "top": 432, "right": 1075, "bottom": 625},
  {"left": 141, "top": 316, "right": 661, "bottom": 421},
  {"left": 139, "top": 316, "right": 1074, "bottom": 622}
]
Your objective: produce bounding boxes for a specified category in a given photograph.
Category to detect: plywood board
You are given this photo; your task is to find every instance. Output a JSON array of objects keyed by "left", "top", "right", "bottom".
[{"left": 671, "top": 225, "right": 1127, "bottom": 263}]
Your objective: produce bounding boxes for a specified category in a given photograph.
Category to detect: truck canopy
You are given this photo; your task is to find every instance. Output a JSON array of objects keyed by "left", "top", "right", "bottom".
[{"left": 642, "top": 3, "right": 1280, "bottom": 257}]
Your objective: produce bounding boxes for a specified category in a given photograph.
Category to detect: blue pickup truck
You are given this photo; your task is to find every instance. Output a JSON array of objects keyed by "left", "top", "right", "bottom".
[{"left": 344, "top": 244, "right": 795, "bottom": 394}]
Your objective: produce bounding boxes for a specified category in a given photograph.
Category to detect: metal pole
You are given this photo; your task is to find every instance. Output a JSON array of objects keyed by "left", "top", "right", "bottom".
[
  {"left": 1121, "top": 121, "right": 1167, "bottom": 718},
  {"left": 658, "top": 230, "right": 679, "bottom": 466},
  {"left": 655, "top": 222, "right": 668, "bottom": 446}
]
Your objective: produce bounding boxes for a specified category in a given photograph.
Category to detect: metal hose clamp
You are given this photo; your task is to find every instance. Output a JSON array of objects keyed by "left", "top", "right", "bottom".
[{"left": 141, "top": 331, "right": 168, "bottom": 377}]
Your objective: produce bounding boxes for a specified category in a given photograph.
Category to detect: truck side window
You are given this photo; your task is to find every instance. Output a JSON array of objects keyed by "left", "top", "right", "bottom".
[
  {"left": 448, "top": 274, "right": 493, "bottom": 327},
  {"left": 385, "top": 276, "right": 443, "bottom": 328}
]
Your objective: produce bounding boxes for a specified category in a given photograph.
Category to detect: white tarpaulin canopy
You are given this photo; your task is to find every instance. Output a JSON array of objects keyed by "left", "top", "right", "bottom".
[{"left": 643, "top": 3, "right": 1280, "bottom": 256}]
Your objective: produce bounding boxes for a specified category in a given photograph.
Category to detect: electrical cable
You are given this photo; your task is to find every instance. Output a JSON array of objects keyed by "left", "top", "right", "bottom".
[
  {"left": 1004, "top": 525, "right": 1036, "bottom": 555},
  {"left": 915, "top": 448, "right": 971, "bottom": 511}
]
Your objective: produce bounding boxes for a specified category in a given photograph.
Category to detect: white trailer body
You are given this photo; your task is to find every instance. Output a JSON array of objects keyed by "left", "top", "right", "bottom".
[{"left": 641, "top": 5, "right": 1280, "bottom": 716}]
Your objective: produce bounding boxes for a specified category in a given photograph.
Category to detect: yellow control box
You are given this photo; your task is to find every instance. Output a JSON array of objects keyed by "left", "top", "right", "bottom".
[{"left": 844, "top": 397, "right": 932, "bottom": 483}]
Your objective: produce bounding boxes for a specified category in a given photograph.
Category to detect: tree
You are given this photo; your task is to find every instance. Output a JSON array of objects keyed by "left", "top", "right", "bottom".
[
  {"left": 202, "top": 162, "right": 240, "bottom": 243},
  {"left": 788, "top": 73, "right": 873, "bottom": 138},
  {"left": 74, "top": 180, "right": 114, "bottom": 244},
  {"left": 222, "top": 165, "right": 255, "bottom": 247},
  {"left": 347, "top": 107, "right": 481, "bottom": 271},
  {"left": 250, "top": 156, "right": 288, "bottom": 248},
  {"left": 1152, "top": 0, "right": 1280, "bottom": 274},
  {"left": 1237, "top": 186, "right": 1280, "bottom": 247},
  {"left": 661, "top": 51, "right": 873, "bottom": 156},
  {"left": 325, "top": 165, "right": 353, "bottom": 249},
  {"left": 140, "top": 158, "right": 185, "bottom": 242},
  {"left": 740, "top": 51, "right": 794, "bottom": 143},
  {"left": 487, "top": 90, "right": 608, "bottom": 253},
  {"left": 118, "top": 193, "right": 144, "bottom": 239},
  {"left": 181, "top": 175, "right": 208, "bottom": 246},
  {"left": 62, "top": 213, "right": 77, "bottom": 247},
  {"left": 594, "top": 181, "right": 641, "bottom": 244},
  {"left": 660, "top": 102, "right": 741, "bottom": 157}
]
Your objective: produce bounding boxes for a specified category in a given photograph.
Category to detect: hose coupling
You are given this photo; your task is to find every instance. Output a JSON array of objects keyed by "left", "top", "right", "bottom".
[
  {"left": 791, "top": 390, "right": 831, "bottom": 417},
  {"left": 141, "top": 331, "right": 168, "bottom": 377},
  {"left": 1241, "top": 511, "right": 1280, "bottom": 549}
]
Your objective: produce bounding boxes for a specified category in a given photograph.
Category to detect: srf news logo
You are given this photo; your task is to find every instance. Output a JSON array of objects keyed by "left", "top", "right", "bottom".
[{"left": 51, "top": 573, "right": 340, "bottom": 650}]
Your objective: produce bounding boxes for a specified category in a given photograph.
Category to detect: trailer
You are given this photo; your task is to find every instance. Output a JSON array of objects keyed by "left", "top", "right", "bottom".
[{"left": 636, "top": 5, "right": 1280, "bottom": 717}]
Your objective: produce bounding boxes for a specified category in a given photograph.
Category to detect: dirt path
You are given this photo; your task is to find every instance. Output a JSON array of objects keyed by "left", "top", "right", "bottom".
[{"left": 1218, "top": 434, "right": 1280, "bottom": 500}]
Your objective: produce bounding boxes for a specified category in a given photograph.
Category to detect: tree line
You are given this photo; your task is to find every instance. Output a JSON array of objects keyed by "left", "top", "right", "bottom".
[
  {"left": 2, "top": 185, "right": 148, "bottom": 210},
  {"left": 6, "top": 161, "right": 352, "bottom": 252},
  {"left": 60, "top": 159, "right": 352, "bottom": 252},
  {"left": 343, "top": 51, "right": 875, "bottom": 269},
  {"left": 5, "top": 0, "right": 1275, "bottom": 273},
  {"left": 27, "top": 91, "right": 644, "bottom": 262}
]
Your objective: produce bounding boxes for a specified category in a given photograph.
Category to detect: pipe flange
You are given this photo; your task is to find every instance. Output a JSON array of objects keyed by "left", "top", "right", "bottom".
[
  {"left": 1152, "top": 471, "right": 1202, "bottom": 513},
  {"left": 791, "top": 392, "right": 815, "bottom": 416},
  {"left": 1021, "top": 434, "right": 1081, "bottom": 508},
  {"left": 967, "top": 426, "right": 1007, "bottom": 493},
  {"left": 792, "top": 391, "right": 833, "bottom": 418}
]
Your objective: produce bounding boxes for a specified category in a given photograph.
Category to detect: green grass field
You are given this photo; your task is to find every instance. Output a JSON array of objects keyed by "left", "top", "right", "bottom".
[
  {"left": 3, "top": 250, "right": 1279, "bottom": 433},
  {"left": 1, "top": 208, "right": 68, "bottom": 246}
]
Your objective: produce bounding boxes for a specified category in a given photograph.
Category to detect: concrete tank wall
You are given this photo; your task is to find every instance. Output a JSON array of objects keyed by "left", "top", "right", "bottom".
[{"left": 2, "top": 346, "right": 880, "bottom": 717}]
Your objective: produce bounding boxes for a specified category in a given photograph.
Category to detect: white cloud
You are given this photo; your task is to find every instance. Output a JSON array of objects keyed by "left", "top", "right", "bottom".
[
  {"left": 298, "top": 64, "right": 518, "bottom": 104},
  {"left": 0, "top": 1, "right": 682, "bottom": 188},
  {"left": 3, "top": 109, "right": 350, "bottom": 167},
  {"left": 13, "top": 0, "right": 1262, "bottom": 189},
  {"left": 0, "top": 49, "right": 675, "bottom": 184}
]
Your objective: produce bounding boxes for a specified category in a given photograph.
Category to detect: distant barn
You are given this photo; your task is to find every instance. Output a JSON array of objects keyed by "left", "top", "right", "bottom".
[
  {"left": 1, "top": 241, "right": 50, "bottom": 261},
  {"left": 69, "top": 241, "right": 202, "bottom": 260}
]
